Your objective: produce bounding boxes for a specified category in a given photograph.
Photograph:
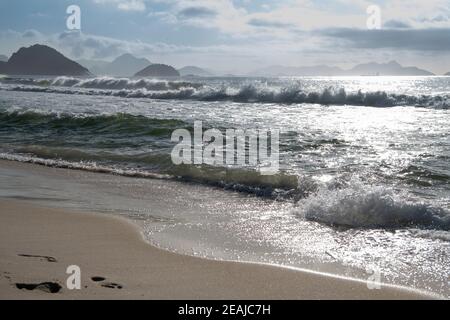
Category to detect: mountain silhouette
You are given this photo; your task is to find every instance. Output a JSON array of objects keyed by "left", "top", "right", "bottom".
[
  {"left": 135, "top": 64, "right": 180, "bottom": 77},
  {"left": 178, "top": 66, "right": 212, "bottom": 77},
  {"left": 252, "top": 65, "right": 344, "bottom": 76},
  {"left": 348, "top": 60, "right": 433, "bottom": 76},
  {"left": 0, "top": 44, "right": 90, "bottom": 76},
  {"left": 77, "top": 59, "right": 109, "bottom": 72},
  {"left": 252, "top": 60, "right": 434, "bottom": 76},
  {"left": 88, "top": 53, "right": 151, "bottom": 77}
]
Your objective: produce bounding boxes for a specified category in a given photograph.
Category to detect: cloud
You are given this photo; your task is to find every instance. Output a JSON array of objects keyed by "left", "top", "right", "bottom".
[
  {"left": 94, "top": 0, "right": 146, "bottom": 12},
  {"left": 247, "top": 18, "right": 293, "bottom": 29},
  {"left": 177, "top": 6, "right": 217, "bottom": 19},
  {"left": 0, "top": 29, "right": 191, "bottom": 60},
  {"left": 56, "top": 31, "right": 188, "bottom": 59},
  {"left": 322, "top": 28, "right": 450, "bottom": 51},
  {"left": 147, "top": 0, "right": 450, "bottom": 36},
  {"left": 380, "top": 0, "right": 450, "bottom": 29},
  {"left": 147, "top": 0, "right": 251, "bottom": 35},
  {"left": 383, "top": 20, "right": 411, "bottom": 29},
  {"left": 22, "top": 29, "right": 43, "bottom": 39}
]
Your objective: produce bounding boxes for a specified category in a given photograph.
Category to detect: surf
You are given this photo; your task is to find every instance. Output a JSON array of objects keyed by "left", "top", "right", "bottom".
[{"left": 1, "top": 76, "right": 449, "bottom": 108}]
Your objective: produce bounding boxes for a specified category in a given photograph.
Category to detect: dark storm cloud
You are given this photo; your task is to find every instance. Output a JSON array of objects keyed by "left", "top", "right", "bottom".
[
  {"left": 322, "top": 28, "right": 450, "bottom": 51},
  {"left": 177, "top": 6, "right": 217, "bottom": 19},
  {"left": 383, "top": 20, "right": 411, "bottom": 29},
  {"left": 247, "top": 18, "right": 293, "bottom": 29}
]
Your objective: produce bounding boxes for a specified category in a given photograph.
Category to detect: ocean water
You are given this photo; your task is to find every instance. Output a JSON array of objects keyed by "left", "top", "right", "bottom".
[{"left": 0, "top": 75, "right": 449, "bottom": 297}]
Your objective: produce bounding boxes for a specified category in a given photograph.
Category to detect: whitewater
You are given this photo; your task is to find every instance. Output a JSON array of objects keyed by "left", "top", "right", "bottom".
[{"left": 0, "top": 75, "right": 449, "bottom": 297}]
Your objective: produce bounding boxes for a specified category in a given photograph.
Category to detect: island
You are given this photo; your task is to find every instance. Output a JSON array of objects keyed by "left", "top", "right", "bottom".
[
  {"left": 0, "top": 44, "right": 90, "bottom": 76},
  {"left": 134, "top": 63, "right": 180, "bottom": 77}
]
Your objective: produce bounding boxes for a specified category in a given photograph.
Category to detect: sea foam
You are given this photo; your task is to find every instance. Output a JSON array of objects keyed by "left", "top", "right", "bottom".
[
  {"left": 294, "top": 179, "right": 450, "bottom": 230},
  {"left": 1, "top": 76, "right": 449, "bottom": 108}
]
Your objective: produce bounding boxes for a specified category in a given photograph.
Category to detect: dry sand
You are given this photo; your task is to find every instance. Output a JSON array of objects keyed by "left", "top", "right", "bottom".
[{"left": 0, "top": 199, "right": 434, "bottom": 299}]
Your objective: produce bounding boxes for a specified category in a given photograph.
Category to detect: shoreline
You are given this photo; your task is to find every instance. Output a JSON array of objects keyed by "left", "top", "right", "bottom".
[{"left": 0, "top": 197, "right": 436, "bottom": 299}]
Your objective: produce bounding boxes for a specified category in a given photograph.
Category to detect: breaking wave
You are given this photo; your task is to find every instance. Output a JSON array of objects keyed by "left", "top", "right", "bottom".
[
  {"left": 50, "top": 76, "right": 203, "bottom": 91},
  {"left": 0, "top": 110, "right": 189, "bottom": 137},
  {"left": 1, "top": 77, "right": 448, "bottom": 108},
  {"left": 0, "top": 151, "right": 305, "bottom": 199},
  {"left": 294, "top": 180, "right": 450, "bottom": 231},
  {"left": 4, "top": 147, "right": 449, "bottom": 233},
  {"left": 1, "top": 76, "right": 203, "bottom": 91}
]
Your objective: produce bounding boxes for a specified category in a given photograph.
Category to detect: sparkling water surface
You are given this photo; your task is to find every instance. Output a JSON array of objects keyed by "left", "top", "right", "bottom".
[{"left": 0, "top": 76, "right": 449, "bottom": 297}]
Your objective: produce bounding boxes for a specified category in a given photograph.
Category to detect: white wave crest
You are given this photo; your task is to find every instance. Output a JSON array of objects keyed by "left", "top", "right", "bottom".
[
  {"left": 3, "top": 81, "right": 449, "bottom": 108},
  {"left": 293, "top": 180, "right": 450, "bottom": 230},
  {"left": 50, "top": 76, "right": 202, "bottom": 91}
]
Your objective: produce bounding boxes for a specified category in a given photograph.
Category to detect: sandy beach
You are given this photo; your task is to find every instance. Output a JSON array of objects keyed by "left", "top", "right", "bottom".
[{"left": 0, "top": 194, "right": 434, "bottom": 299}]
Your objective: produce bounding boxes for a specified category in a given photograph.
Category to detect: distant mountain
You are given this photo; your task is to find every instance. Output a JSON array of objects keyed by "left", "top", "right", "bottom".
[
  {"left": 89, "top": 53, "right": 151, "bottom": 77},
  {"left": 252, "top": 60, "right": 434, "bottom": 77},
  {"left": 445, "top": 72, "right": 450, "bottom": 76},
  {"left": 348, "top": 60, "right": 434, "bottom": 76},
  {"left": 178, "top": 66, "right": 212, "bottom": 77},
  {"left": 0, "top": 44, "right": 90, "bottom": 76},
  {"left": 0, "top": 61, "right": 6, "bottom": 73},
  {"left": 252, "top": 65, "right": 345, "bottom": 76},
  {"left": 0, "top": 55, "right": 8, "bottom": 62},
  {"left": 77, "top": 59, "right": 110, "bottom": 71},
  {"left": 135, "top": 64, "right": 180, "bottom": 77}
]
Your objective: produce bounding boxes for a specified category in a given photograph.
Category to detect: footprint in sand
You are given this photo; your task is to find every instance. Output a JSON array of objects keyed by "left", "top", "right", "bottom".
[
  {"left": 91, "top": 276, "right": 106, "bottom": 282},
  {"left": 15, "top": 282, "right": 62, "bottom": 293},
  {"left": 11, "top": 255, "right": 60, "bottom": 293},
  {"left": 101, "top": 282, "right": 123, "bottom": 289},
  {"left": 90, "top": 276, "right": 123, "bottom": 289},
  {"left": 17, "top": 254, "right": 57, "bottom": 263}
]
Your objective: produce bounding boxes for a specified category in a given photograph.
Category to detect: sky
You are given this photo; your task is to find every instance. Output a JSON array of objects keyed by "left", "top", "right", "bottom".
[{"left": 0, "top": 0, "right": 449, "bottom": 74}]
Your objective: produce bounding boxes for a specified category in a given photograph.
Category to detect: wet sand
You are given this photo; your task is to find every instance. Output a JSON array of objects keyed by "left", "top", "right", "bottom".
[{"left": 0, "top": 198, "right": 433, "bottom": 299}]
